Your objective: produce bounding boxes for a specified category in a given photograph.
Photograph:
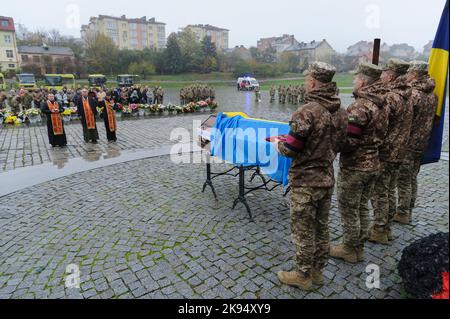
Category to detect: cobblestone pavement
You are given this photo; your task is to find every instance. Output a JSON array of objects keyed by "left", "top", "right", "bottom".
[
  {"left": 0, "top": 89, "right": 448, "bottom": 299},
  {"left": 0, "top": 155, "right": 448, "bottom": 299}
]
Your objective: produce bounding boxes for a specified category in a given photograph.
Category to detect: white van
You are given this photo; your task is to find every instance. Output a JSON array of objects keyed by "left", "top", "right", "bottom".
[{"left": 237, "top": 77, "right": 260, "bottom": 91}]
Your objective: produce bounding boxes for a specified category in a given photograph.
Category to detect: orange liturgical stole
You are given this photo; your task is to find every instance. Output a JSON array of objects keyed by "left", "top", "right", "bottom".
[
  {"left": 47, "top": 101, "right": 63, "bottom": 135},
  {"left": 105, "top": 100, "right": 117, "bottom": 132},
  {"left": 82, "top": 97, "right": 96, "bottom": 129}
]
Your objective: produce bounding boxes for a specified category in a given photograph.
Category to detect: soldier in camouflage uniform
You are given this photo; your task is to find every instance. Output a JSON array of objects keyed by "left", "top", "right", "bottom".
[
  {"left": 254, "top": 85, "right": 261, "bottom": 102},
  {"left": 330, "top": 63, "right": 386, "bottom": 263},
  {"left": 0, "top": 90, "right": 7, "bottom": 109},
  {"left": 180, "top": 88, "right": 186, "bottom": 105},
  {"left": 287, "top": 85, "right": 292, "bottom": 104},
  {"left": 269, "top": 86, "right": 276, "bottom": 103},
  {"left": 275, "top": 62, "right": 347, "bottom": 291},
  {"left": 394, "top": 61, "right": 437, "bottom": 225},
  {"left": 299, "top": 84, "right": 306, "bottom": 104},
  {"left": 209, "top": 86, "right": 215, "bottom": 101},
  {"left": 281, "top": 86, "right": 287, "bottom": 104},
  {"left": 278, "top": 85, "right": 283, "bottom": 103},
  {"left": 292, "top": 86, "right": 298, "bottom": 105},
  {"left": 369, "top": 59, "right": 412, "bottom": 244}
]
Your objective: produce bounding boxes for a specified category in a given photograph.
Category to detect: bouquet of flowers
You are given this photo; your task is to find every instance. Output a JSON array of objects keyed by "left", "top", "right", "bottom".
[
  {"left": 175, "top": 106, "right": 184, "bottom": 114},
  {"left": 69, "top": 106, "right": 79, "bottom": 120},
  {"left": 61, "top": 109, "right": 72, "bottom": 117},
  {"left": 122, "top": 105, "right": 132, "bottom": 116},
  {"left": 129, "top": 104, "right": 140, "bottom": 114},
  {"left": 24, "top": 108, "right": 41, "bottom": 118},
  {"left": 183, "top": 102, "right": 197, "bottom": 113},
  {"left": 149, "top": 104, "right": 158, "bottom": 114},
  {"left": 157, "top": 104, "right": 166, "bottom": 114},
  {"left": 166, "top": 103, "right": 176, "bottom": 114},
  {"left": 208, "top": 100, "right": 218, "bottom": 111},
  {"left": 115, "top": 103, "right": 124, "bottom": 113},
  {"left": 4, "top": 113, "right": 21, "bottom": 125},
  {"left": 197, "top": 100, "right": 208, "bottom": 109}
]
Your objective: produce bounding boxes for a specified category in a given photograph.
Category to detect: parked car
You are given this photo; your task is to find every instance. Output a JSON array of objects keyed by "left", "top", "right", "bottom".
[{"left": 237, "top": 77, "right": 260, "bottom": 91}]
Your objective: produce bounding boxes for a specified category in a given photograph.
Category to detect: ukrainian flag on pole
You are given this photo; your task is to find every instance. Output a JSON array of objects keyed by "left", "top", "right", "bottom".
[{"left": 422, "top": 0, "right": 449, "bottom": 164}]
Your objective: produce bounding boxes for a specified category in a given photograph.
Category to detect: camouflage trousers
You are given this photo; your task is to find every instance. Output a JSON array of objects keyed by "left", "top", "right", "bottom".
[
  {"left": 337, "top": 168, "right": 377, "bottom": 247},
  {"left": 290, "top": 186, "right": 333, "bottom": 275},
  {"left": 372, "top": 162, "right": 400, "bottom": 231},
  {"left": 397, "top": 157, "right": 421, "bottom": 217}
]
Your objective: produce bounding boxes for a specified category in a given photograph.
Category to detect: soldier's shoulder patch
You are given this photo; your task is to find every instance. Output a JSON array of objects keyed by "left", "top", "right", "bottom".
[
  {"left": 348, "top": 115, "right": 360, "bottom": 124},
  {"left": 289, "top": 121, "right": 298, "bottom": 132}
]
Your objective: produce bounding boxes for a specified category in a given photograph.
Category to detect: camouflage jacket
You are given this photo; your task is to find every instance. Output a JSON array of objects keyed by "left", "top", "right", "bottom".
[
  {"left": 405, "top": 76, "right": 437, "bottom": 160},
  {"left": 378, "top": 76, "right": 413, "bottom": 164},
  {"left": 279, "top": 82, "right": 348, "bottom": 188},
  {"left": 340, "top": 84, "right": 387, "bottom": 172}
]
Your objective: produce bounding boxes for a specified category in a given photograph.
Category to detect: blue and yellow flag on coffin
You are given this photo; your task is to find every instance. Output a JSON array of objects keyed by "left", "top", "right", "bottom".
[{"left": 422, "top": 0, "right": 449, "bottom": 164}]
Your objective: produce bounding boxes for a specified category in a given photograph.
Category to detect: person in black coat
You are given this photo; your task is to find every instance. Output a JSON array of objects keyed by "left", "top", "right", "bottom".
[
  {"left": 76, "top": 88, "right": 99, "bottom": 143},
  {"left": 98, "top": 91, "right": 117, "bottom": 142},
  {"left": 40, "top": 93, "right": 67, "bottom": 147}
]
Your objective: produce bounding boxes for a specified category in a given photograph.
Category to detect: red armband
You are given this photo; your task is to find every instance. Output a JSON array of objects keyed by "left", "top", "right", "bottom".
[{"left": 347, "top": 123, "right": 363, "bottom": 138}]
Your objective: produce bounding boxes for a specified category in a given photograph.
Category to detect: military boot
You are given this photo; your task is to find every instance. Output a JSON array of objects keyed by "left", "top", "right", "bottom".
[
  {"left": 311, "top": 269, "right": 324, "bottom": 286},
  {"left": 387, "top": 226, "right": 394, "bottom": 241},
  {"left": 357, "top": 245, "right": 365, "bottom": 262},
  {"left": 368, "top": 227, "right": 389, "bottom": 245},
  {"left": 329, "top": 244, "right": 358, "bottom": 263},
  {"left": 393, "top": 212, "right": 411, "bottom": 225},
  {"left": 277, "top": 271, "right": 312, "bottom": 291}
]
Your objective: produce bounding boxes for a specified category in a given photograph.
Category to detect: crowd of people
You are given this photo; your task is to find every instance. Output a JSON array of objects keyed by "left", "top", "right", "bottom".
[
  {"left": 274, "top": 59, "right": 437, "bottom": 292},
  {"left": 179, "top": 84, "right": 215, "bottom": 105},
  {"left": 0, "top": 85, "right": 167, "bottom": 114},
  {"left": 0, "top": 85, "right": 172, "bottom": 148}
]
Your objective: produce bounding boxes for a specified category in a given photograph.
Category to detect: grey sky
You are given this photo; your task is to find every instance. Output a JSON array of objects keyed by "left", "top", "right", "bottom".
[{"left": 4, "top": 0, "right": 446, "bottom": 52}]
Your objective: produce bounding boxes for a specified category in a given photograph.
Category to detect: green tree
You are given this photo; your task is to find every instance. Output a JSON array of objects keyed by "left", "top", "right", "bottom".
[
  {"left": 200, "top": 36, "right": 218, "bottom": 73},
  {"left": 128, "top": 61, "right": 156, "bottom": 79},
  {"left": 178, "top": 29, "right": 202, "bottom": 72},
  {"left": 279, "top": 52, "right": 301, "bottom": 73},
  {"left": 162, "top": 33, "right": 184, "bottom": 74},
  {"left": 85, "top": 33, "right": 119, "bottom": 75},
  {"left": 232, "top": 60, "right": 252, "bottom": 78}
]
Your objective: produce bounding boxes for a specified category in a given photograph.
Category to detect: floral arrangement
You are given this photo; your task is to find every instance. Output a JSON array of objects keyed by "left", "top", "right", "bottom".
[
  {"left": 183, "top": 102, "right": 198, "bottom": 113},
  {"left": 62, "top": 109, "right": 72, "bottom": 117},
  {"left": 4, "top": 113, "right": 21, "bottom": 125},
  {"left": 24, "top": 108, "right": 41, "bottom": 118},
  {"left": 116, "top": 103, "right": 124, "bottom": 113},
  {"left": 129, "top": 104, "right": 140, "bottom": 113},
  {"left": 166, "top": 103, "right": 176, "bottom": 113},
  {"left": 197, "top": 100, "right": 208, "bottom": 109},
  {"left": 122, "top": 106, "right": 132, "bottom": 115},
  {"left": 69, "top": 106, "right": 78, "bottom": 114},
  {"left": 207, "top": 100, "right": 218, "bottom": 110}
]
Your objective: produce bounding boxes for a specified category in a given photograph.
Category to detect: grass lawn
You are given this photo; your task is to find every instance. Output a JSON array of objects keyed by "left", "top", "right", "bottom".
[{"left": 13, "top": 72, "right": 355, "bottom": 90}]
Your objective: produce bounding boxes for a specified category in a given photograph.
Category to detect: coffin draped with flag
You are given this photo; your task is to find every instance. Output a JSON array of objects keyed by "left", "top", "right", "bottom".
[{"left": 209, "top": 112, "right": 292, "bottom": 186}]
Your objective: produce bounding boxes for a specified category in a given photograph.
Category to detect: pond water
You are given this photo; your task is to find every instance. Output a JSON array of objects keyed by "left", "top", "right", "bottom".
[{"left": 159, "top": 87, "right": 354, "bottom": 123}]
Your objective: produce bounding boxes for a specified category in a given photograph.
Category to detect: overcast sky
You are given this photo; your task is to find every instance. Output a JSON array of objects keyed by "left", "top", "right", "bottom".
[{"left": 3, "top": 0, "right": 446, "bottom": 52}]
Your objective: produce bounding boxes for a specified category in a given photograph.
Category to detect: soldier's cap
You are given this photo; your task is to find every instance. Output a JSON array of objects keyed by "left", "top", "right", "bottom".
[
  {"left": 408, "top": 60, "right": 429, "bottom": 74},
  {"left": 382, "top": 58, "right": 410, "bottom": 75},
  {"left": 306, "top": 61, "right": 336, "bottom": 83},
  {"left": 351, "top": 63, "right": 383, "bottom": 79}
]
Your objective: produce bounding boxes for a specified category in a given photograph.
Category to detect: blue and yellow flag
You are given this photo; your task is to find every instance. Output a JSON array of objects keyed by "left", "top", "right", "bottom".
[{"left": 422, "top": 0, "right": 449, "bottom": 164}]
